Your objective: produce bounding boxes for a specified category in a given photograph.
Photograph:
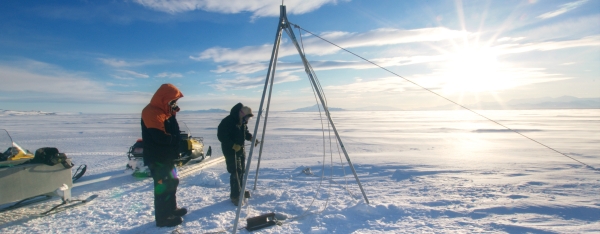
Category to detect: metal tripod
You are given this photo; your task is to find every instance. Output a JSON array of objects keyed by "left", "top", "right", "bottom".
[{"left": 232, "top": 5, "right": 370, "bottom": 233}]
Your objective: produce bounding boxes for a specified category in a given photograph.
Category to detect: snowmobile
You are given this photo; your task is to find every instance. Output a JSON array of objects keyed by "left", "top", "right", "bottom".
[
  {"left": 126, "top": 123, "right": 212, "bottom": 177},
  {"left": 0, "top": 129, "right": 93, "bottom": 215}
]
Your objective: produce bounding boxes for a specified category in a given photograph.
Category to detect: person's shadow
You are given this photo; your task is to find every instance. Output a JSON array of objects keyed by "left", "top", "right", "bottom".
[
  {"left": 120, "top": 221, "right": 167, "bottom": 234},
  {"left": 121, "top": 199, "right": 237, "bottom": 234}
]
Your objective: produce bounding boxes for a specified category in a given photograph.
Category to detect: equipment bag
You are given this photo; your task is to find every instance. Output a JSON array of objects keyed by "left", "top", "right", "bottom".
[
  {"left": 246, "top": 212, "right": 279, "bottom": 231},
  {"left": 32, "top": 147, "right": 74, "bottom": 169}
]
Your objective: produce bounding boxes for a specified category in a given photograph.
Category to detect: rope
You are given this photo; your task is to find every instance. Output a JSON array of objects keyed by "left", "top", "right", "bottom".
[
  {"left": 289, "top": 22, "right": 599, "bottom": 172},
  {"left": 286, "top": 25, "right": 332, "bottom": 219}
]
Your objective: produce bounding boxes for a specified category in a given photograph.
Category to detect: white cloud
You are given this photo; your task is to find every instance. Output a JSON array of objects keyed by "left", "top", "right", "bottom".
[
  {"left": 118, "top": 69, "right": 149, "bottom": 78},
  {"left": 111, "top": 75, "right": 135, "bottom": 80},
  {"left": 496, "top": 35, "right": 600, "bottom": 55},
  {"left": 209, "top": 71, "right": 300, "bottom": 91},
  {"left": 211, "top": 63, "right": 269, "bottom": 74},
  {"left": 190, "top": 44, "right": 275, "bottom": 63},
  {"left": 105, "top": 82, "right": 131, "bottom": 87},
  {"left": 196, "top": 28, "right": 599, "bottom": 80},
  {"left": 270, "top": 36, "right": 598, "bottom": 74},
  {"left": 156, "top": 72, "right": 183, "bottom": 78},
  {"left": 99, "top": 58, "right": 169, "bottom": 68},
  {"left": 202, "top": 50, "right": 451, "bottom": 76},
  {"left": 497, "top": 37, "right": 525, "bottom": 42},
  {"left": 307, "top": 27, "right": 467, "bottom": 51},
  {"left": 324, "top": 77, "right": 412, "bottom": 94},
  {"left": 520, "top": 15, "right": 600, "bottom": 41},
  {"left": 192, "top": 27, "right": 467, "bottom": 65},
  {"left": 99, "top": 58, "right": 131, "bottom": 67},
  {"left": 133, "top": 0, "right": 342, "bottom": 19},
  {"left": 271, "top": 55, "right": 449, "bottom": 72},
  {"left": 537, "top": 0, "right": 588, "bottom": 19},
  {"left": 0, "top": 60, "right": 155, "bottom": 106},
  {"left": 209, "top": 75, "right": 264, "bottom": 91},
  {"left": 323, "top": 65, "right": 570, "bottom": 97},
  {"left": 0, "top": 61, "right": 107, "bottom": 101}
]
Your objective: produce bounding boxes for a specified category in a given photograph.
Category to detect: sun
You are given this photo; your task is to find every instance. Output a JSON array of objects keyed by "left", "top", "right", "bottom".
[{"left": 440, "top": 46, "right": 508, "bottom": 93}]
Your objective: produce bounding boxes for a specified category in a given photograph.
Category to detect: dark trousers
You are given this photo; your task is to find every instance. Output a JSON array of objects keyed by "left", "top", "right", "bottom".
[
  {"left": 225, "top": 151, "right": 246, "bottom": 199},
  {"left": 230, "top": 168, "right": 244, "bottom": 199},
  {"left": 150, "top": 162, "right": 179, "bottom": 221}
]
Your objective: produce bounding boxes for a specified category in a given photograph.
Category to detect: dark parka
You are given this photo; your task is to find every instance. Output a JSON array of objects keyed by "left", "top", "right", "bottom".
[
  {"left": 217, "top": 103, "right": 253, "bottom": 173},
  {"left": 140, "top": 84, "right": 184, "bottom": 224},
  {"left": 141, "top": 84, "right": 184, "bottom": 166}
]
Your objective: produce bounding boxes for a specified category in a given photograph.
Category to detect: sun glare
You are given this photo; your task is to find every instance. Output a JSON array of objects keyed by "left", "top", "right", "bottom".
[{"left": 441, "top": 47, "right": 506, "bottom": 93}]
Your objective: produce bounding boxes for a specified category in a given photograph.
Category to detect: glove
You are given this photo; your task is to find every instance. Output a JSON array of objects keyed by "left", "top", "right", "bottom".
[
  {"left": 232, "top": 144, "right": 242, "bottom": 152},
  {"left": 254, "top": 139, "right": 260, "bottom": 147}
]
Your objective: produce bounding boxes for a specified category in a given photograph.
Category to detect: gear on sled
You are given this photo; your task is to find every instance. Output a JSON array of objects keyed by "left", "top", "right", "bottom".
[
  {"left": 126, "top": 124, "right": 212, "bottom": 177},
  {"left": 0, "top": 130, "right": 34, "bottom": 162}
]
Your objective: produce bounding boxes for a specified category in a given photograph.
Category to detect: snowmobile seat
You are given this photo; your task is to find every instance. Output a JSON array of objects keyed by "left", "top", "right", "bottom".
[{"left": 127, "top": 139, "right": 144, "bottom": 160}]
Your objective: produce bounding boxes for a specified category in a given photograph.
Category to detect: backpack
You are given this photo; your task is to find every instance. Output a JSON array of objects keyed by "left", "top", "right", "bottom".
[{"left": 32, "top": 147, "right": 74, "bottom": 169}]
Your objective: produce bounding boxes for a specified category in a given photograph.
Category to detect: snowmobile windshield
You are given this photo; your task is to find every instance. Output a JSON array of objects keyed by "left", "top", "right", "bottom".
[
  {"left": 180, "top": 122, "right": 192, "bottom": 136},
  {"left": 0, "top": 129, "right": 13, "bottom": 155},
  {"left": 11, "top": 142, "right": 28, "bottom": 156}
]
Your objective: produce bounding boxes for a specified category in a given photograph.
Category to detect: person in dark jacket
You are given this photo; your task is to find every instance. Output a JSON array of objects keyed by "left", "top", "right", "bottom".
[
  {"left": 217, "top": 103, "right": 258, "bottom": 206},
  {"left": 141, "top": 83, "right": 186, "bottom": 227}
]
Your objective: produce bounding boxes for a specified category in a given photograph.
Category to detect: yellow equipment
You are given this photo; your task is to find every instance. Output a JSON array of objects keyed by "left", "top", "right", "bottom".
[
  {"left": 1, "top": 129, "right": 34, "bottom": 162},
  {"left": 5, "top": 142, "right": 35, "bottom": 161}
]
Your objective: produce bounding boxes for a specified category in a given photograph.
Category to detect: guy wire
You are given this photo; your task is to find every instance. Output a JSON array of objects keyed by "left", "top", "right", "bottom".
[{"left": 289, "top": 22, "right": 598, "bottom": 172}]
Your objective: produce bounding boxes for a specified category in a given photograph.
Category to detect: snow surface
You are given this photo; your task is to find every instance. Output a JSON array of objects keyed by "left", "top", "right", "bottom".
[{"left": 0, "top": 110, "right": 599, "bottom": 233}]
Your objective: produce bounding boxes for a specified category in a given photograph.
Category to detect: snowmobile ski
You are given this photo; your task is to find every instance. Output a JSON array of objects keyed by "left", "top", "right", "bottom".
[
  {"left": 0, "top": 195, "right": 53, "bottom": 213},
  {"left": 177, "top": 156, "right": 224, "bottom": 178},
  {"left": 37, "top": 194, "right": 98, "bottom": 216}
]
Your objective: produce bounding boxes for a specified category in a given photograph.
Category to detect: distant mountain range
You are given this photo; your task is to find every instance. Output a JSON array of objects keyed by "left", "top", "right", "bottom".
[
  {"left": 505, "top": 96, "right": 600, "bottom": 109},
  {"left": 289, "top": 96, "right": 600, "bottom": 111},
  {"left": 181, "top": 109, "right": 228, "bottom": 113},
  {"left": 426, "top": 96, "right": 600, "bottom": 110},
  {"left": 0, "top": 109, "right": 57, "bottom": 116},
  {"left": 3, "top": 96, "right": 598, "bottom": 115},
  {"left": 288, "top": 104, "right": 346, "bottom": 112}
]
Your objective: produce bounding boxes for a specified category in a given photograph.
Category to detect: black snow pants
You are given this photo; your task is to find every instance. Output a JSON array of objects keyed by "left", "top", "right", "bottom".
[
  {"left": 150, "top": 162, "right": 179, "bottom": 222},
  {"left": 225, "top": 148, "right": 246, "bottom": 199}
]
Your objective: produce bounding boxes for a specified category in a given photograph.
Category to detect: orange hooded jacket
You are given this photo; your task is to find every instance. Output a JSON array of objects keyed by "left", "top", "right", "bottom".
[{"left": 141, "top": 84, "right": 184, "bottom": 165}]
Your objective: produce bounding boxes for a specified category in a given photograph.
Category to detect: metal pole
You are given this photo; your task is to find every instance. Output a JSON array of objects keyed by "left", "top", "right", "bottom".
[
  {"left": 253, "top": 38, "right": 280, "bottom": 190},
  {"left": 283, "top": 24, "right": 370, "bottom": 204},
  {"left": 232, "top": 5, "right": 286, "bottom": 233}
]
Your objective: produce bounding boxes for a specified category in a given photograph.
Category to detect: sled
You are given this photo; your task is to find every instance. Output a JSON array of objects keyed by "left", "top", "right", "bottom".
[
  {"left": 0, "top": 159, "right": 73, "bottom": 207},
  {"left": 0, "top": 129, "right": 93, "bottom": 215}
]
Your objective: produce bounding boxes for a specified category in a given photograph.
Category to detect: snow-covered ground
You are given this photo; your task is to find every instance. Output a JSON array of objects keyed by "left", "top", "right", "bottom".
[{"left": 0, "top": 110, "right": 599, "bottom": 233}]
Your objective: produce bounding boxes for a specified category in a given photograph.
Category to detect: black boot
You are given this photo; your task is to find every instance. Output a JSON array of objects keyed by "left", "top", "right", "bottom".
[
  {"left": 156, "top": 216, "right": 183, "bottom": 227},
  {"left": 173, "top": 207, "right": 187, "bottom": 217},
  {"left": 244, "top": 190, "right": 251, "bottom": 198}
]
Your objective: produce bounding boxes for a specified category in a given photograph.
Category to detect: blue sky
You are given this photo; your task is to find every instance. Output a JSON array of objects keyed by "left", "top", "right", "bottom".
[{"left": 1, "top": 0, "right": 598, "bottom": 113}]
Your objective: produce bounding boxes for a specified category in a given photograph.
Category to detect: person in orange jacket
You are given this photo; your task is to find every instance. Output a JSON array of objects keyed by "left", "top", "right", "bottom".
[{"left": 141, "top": 83, "right": 186, "bottom": 227}]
